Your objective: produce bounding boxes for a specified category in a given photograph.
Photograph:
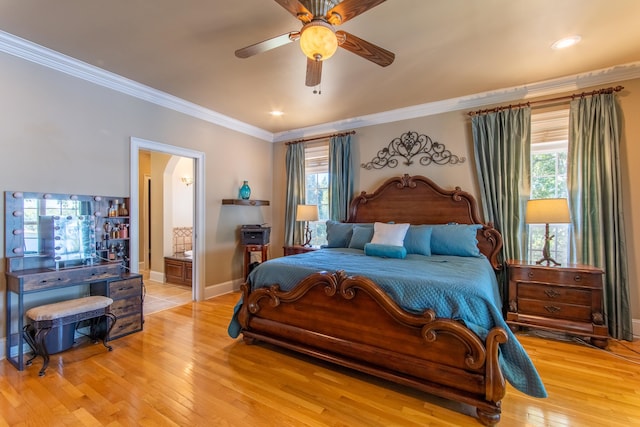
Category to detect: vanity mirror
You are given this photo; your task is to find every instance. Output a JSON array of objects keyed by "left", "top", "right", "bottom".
[{"left": 4, "top": 191, "right": 131, "bottom": 272}]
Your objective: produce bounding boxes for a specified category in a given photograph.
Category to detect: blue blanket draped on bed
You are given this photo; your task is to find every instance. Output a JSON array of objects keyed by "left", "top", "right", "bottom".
[{"left": 228, "top": 248, "right": 547, "bottom": 398}]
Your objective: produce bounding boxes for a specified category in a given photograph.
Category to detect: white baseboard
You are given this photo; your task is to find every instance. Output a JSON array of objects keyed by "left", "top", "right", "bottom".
[
  {"left": 148, "top": 270, "right": 164, "bottom": 283},
  {"left": 204, "top": 279, "right": 243, "bottom": 300}
]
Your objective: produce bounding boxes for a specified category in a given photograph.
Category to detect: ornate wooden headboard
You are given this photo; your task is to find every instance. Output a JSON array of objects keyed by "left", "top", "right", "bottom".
[{"left": 346, "top": 174, "right": 503, "bottom": 270}]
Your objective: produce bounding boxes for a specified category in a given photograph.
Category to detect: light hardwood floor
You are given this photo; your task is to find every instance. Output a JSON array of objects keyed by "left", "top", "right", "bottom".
[
  {"left": 2, "top": 292, "right": 639, "bottom": 426},
  {"left": 143, "top": 279, "right": 192, "bottom": 315}
]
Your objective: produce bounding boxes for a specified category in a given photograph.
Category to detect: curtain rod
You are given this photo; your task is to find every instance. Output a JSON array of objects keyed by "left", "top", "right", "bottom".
[
  {"left": 285, "top": 130, "right": 356, "bottom": 145},
  {"left": 467, "top": 85, "right": 624, "bottom": 117}
]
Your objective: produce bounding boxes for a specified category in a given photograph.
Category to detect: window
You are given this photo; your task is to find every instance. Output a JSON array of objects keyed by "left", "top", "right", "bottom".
[
  {"left": 304, "top": 141, "right": 329, "bottom": 246},
  {"left": 528, "top": 109, "right": 570, "bottom": 264}
]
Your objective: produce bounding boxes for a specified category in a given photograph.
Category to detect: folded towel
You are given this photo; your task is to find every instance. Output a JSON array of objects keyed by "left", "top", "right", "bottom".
[{"left": 184, "top": 250, "right": 193, "bottom": 257}]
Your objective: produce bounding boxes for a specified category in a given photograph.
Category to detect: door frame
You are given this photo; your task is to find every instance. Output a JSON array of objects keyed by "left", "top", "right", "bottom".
[{"left": 130, "top": 137, "right": 206, "bottom": 301}]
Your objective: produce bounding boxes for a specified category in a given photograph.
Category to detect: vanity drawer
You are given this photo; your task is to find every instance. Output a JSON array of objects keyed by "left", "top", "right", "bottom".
[
  {"left": 110, "top": 296, "right": 142, "bottom": 318},
  {"left": 108, "top": 278, "right": 142, "bottom": 299},
  {"left": 108, "top": 314, "right": 142, "bottom": 340}
]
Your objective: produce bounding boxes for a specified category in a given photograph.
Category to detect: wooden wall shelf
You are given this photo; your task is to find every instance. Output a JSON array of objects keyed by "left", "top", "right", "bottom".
[{"left": 222, "top": 199, "right": 270, "bottom": 206}]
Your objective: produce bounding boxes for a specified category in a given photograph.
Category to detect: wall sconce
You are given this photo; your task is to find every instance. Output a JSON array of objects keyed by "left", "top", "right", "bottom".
[
  {"left": 296, "top": 204, "right": 319, "bottom": 247},
  {"left": 181, "top": 176, "right": 194, "bottom": 186},
  {"left": 526, "top": 198, "right": 571, "bottom": 266}
]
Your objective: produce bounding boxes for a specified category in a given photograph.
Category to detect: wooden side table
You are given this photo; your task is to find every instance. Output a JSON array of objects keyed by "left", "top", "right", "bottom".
[
  {"left": 244, "top": 244, "right": 269, "bottom": 280},
  {"left": 506, "top": 259, "right": 608, "bottom": 348},
  {"left": 283, "top": 245, "right": 318, "bottom": 256}
]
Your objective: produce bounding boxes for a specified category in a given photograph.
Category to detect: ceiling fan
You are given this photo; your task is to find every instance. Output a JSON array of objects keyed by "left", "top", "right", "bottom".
[{"left": 234, "top": 0, "right": 395, "bottom": 88}]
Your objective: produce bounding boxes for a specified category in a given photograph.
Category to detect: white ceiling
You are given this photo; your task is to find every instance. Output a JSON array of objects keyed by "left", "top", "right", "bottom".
[{"left": 1, "top": 0, "right": 640, "bottom": 137}]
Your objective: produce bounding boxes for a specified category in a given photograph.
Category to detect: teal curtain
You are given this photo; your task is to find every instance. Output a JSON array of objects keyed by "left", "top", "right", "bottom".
[
  {"left": 329, "top": 134, "right": 353, "bottom": 221},
  {"left": 472, "top": 107, "right": 531, "bottom": 299},
  {"left": 284, "top": 142, "right": 306, "bottom": 246},
  {"left": 568, "top": 93, "right": 632, "bottom": 340}
]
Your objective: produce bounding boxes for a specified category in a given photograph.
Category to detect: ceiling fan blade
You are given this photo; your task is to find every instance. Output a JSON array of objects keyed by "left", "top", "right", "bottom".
[
  {"left": 327, "top": 0, "right": 387, "bottom": 25},
  {"left": 336, "top": 30, "right": 394, "bottom": 67},
  {"left": 235, "top": 32, "right": 300, "bottom": 58},
  {"left": 273, "top": 0, "right": 313, "bottom": 23},
  {"left": 306, "top": 58, "right": 322, "bottom": 87}
]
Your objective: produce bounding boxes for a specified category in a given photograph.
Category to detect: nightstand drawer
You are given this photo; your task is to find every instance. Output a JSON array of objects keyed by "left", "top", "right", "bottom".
[
  {"left": 517, "top": 283, "right": 592, "bottom": 305},
  {"left": 510, "top": 268, "right": 601, "bottom": 288},
  {"left": 518, "top": 298, "right": 592, "bottom": 322}
]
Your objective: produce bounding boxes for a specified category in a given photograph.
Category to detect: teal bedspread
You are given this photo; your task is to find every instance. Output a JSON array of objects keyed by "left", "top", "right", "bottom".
[{"left": 229, "top": 248, "right": 547, "bottom": 398}]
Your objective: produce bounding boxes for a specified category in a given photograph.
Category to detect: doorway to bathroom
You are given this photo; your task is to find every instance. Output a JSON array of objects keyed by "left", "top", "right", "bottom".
[{"left": 129, "top": 137, "right": 206, "bottom": 307}]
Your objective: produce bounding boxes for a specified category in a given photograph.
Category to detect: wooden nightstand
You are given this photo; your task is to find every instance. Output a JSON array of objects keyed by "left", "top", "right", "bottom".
[
  {"left": 283, "top": 245, "right": 318, "bottom": 256},
  {"left": 506, "top": 260, "right": 608, "bottom": 348}
]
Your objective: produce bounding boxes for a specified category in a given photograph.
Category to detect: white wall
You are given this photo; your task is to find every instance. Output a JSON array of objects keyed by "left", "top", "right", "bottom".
[{"left": 171, "top": 157, "right": 194, "bottom": 228}]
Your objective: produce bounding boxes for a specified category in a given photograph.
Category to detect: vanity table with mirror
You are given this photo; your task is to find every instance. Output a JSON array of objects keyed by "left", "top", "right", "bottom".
[{"left": 4, "top": 191, "right": 143, "bottom": 371}]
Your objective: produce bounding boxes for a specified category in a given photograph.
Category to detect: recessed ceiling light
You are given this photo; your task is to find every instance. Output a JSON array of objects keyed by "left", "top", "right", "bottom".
[
  {"left": 551, "top": 35, "right": 582, "bottom": 50},
  {"left": 270, "top": 110, "right": 284, "bottom": 116}
]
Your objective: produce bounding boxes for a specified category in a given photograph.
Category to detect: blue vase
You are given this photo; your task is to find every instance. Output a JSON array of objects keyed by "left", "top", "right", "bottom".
[{"left": 239, "top": 181, "right": 251, "bottom": 200}]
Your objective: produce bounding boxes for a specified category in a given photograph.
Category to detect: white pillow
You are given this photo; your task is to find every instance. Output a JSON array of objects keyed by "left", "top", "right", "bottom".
[{"left": 370, "top": 222, "right": 410, "bottom": 247}]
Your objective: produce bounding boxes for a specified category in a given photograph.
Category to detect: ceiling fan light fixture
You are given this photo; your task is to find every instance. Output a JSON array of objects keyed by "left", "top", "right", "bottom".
[{"left": 299, "top": 20, "right": 338, "bottom": 61}]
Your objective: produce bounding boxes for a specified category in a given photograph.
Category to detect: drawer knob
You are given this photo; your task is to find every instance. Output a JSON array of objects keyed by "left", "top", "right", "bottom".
[
  {"left": 574, "top": 275, "right": 582, "bottom": 282},
  {"left": 544, "top": 289, "right": 561, "bottom": 298},
  {"left": 527, "top": 271, "right": 535, "bottom": 278}
]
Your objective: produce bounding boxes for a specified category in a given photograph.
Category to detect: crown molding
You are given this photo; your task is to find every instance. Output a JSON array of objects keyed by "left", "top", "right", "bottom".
[
  {"left": 273, "top": 62, "right": 640, "bottom": 142},
  {"left": 0, "top": 30, "right": 272, "bottom": 142},
  {"left": 2, "top": 30, "right": 638, "bottom": 144}
]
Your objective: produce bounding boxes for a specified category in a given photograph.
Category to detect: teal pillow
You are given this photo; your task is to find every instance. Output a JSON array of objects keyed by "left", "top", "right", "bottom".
[
  {"left": 430, "top": 224, "right": 482, "bottom": 257},
  {"left": 403, "top": 225, "right": 432, "bottom": 256},
  {"left": 325, "top": 220, "right": 354, "bottom": 248},
  {"left": 364, "top": 243, "right": 407, "bottom": 259},
  {"left": 348, "top": 225, "right": 374, "bottom": 250}
]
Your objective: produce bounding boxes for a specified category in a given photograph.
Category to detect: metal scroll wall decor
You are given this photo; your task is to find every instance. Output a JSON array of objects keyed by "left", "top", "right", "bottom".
[{"left": 361, "top": 131, "right": 466, "bottom": 170}]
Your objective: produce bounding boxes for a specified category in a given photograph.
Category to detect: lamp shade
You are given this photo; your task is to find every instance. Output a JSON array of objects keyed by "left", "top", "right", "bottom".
[
  {"left": 526, "top": 198, "right": 571, "bottom": 224},
  {"left": 299, "top": 20, "right": 338, "bottom": 61},
  {"left": 296, "top": 204, "right": 319, "bottom": 222}
]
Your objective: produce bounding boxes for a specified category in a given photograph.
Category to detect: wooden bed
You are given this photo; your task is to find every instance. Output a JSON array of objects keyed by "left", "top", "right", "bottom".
[{"left": 237, "top": 174, "right": 508, "bottom": 425}]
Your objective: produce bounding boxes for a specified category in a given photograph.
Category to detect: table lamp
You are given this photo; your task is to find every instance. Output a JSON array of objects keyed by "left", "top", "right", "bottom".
[
  {"left": 525, "top": 198, "right": 571, "bottom": 266},
  {"left": 296, "top": 204, "right": 319, "bottom": 247}
]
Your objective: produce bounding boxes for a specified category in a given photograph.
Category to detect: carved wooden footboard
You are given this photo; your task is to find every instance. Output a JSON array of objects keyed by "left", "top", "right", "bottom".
[{"left": 238, "top": 270, "right": 508, "bottom": 425}]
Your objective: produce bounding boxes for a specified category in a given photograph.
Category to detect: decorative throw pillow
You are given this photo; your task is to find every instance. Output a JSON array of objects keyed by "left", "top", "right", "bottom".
[
  {"left": 403, "top": 225, "right": 433, "bottom": 256},
  {"left": 370, "top": 222, "right": 410, "bottom": 247},
  {"left": 430, "top": 224, "right": 482, "bottom": 257},
  {"left": 325, "top": 220, "right": 354, "bottom": 248},
  {"left": 364, "top": 243, "right": 407, "bottom": 259},
  {"left": 348, "top": 225, "right": 375, "bottom": 250}
]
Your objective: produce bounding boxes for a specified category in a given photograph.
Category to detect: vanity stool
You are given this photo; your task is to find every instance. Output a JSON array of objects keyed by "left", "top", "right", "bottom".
[{"left": 23, "top": 296, "right": 117, "bottom": 376}]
